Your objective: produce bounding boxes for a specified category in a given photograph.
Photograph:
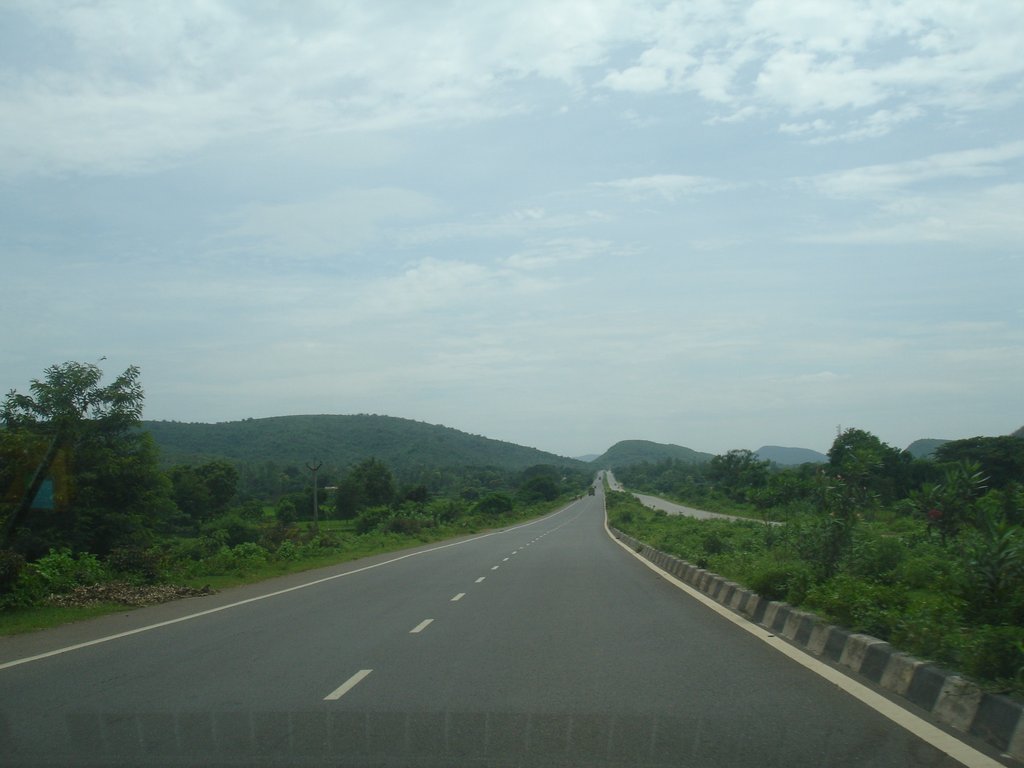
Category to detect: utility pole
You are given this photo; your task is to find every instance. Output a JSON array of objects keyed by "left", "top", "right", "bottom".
[{"left": 306, "top": 459, "right": 323, "bottom": 533}]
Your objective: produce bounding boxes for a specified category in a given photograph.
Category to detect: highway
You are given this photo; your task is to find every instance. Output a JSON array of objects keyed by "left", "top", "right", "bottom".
[{"left": 0, "top": 481, "right": 989, "bottom": 767}]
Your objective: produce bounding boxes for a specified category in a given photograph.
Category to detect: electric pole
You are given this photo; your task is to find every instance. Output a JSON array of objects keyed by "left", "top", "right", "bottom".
[{"left": 306, "top": 459, "right": 323, "bottom": 533}]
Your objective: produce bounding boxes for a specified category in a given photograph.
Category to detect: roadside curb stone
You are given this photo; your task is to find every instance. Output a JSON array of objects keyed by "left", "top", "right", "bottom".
[{"left": 608, "top": 526, "right": 1024, "bottom": 764}]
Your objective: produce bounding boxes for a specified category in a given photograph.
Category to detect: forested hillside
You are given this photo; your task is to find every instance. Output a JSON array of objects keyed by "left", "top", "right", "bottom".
[
  {"left": 143, "top": 415, "right": 584, "bottom": 475},
  {"left": 754, "top": 445, "right": 827, "bottom": 465},
  {"left": 905, "top": 438, "right": 950, "bottom": 459},
  {"left": 592, "top": 439, "right": 712, "bottom": 468}
]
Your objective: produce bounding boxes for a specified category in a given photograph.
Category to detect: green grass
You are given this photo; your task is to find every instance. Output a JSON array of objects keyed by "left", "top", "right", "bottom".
[{"left": 0, "top": 603, "right": 130, "bottom": 636}]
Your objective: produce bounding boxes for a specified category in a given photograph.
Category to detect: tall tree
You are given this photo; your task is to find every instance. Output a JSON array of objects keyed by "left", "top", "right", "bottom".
[
  {"left": 708, "top": 449, "right": 770, "bottom": 502},
  {"left": 0, "top": 361, "right": 166, "bottom": 553},
  {"left": 334, "top": 457, "right": 395, "bottom": 519}
]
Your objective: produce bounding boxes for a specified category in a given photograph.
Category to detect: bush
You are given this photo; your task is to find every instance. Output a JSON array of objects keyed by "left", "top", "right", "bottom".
[
  {"left": 197, "top": 542, "right": 269, "bottom": 575},
  {"left": 960, "top": 625, "right": 1024, "bottom": 684},
  {"left": 843, "top": 527, "right": 905, "bottom": 584},
  {"left": 200, "top": 513, "right": 261, "bottom": 547},
  {"left": 1, "top": 548, "right": 109, "bottom": 608},
  {"left": 744, "top": 558, "right": 815, "bottom": 604},
  {"left": 275, "top": 540, "right": 301, "bottom": 561},
  {"left": 0, "top": 549, "right": 26, "bottom": 594},
  {"left": 355, "top": 505, "right": 392, "bottom": 534},
  {"left": 30, "top": 549, "right": 106, "bottom": 593},
  {"left": 105, "top": 547, "right": 163, "bottom": 584},
  {"left": 890, "top": 591, "right": 966, "bottom": 663},
  {"left": 474, "top": 492, "right": 515, "bottom": 516},
  {"left": 805, "top": 574, "right": 908, "bottom": 640}
]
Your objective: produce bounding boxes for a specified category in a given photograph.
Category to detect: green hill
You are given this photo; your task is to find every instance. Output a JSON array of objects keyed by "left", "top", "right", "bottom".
[
  {"left": 591, "top": 440, "right": 712, "bottom": 469},
  {"left": 755, "top": 445, "right": 827, "bottom": 465},
  {"left": 143, "top": 415, "right": 585, "bottom": 476},
  {"left": 905, "top": 438, "right": 951, "bottom": 459}
]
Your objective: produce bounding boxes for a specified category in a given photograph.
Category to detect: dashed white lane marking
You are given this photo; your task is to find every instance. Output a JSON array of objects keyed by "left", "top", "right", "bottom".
[
  {"left": 502, "top": 557, "right": 509, "bottom": 562},
  {"left": 410, "top": 619, "right": 434, "bottom": 634},
  {"left": 324, "top": 669, "right": 373, "bottom": 701},
  {"left": 451, "top": 593, "right": 465, "bottom": 602},
  {"left": 491, "top": 565, "right": 500, "bottom": 570},
  {"left": 475, "top": 577, "right": 486, "bottom": 583},
  {"left": 0, "top": 500, "right": 586, "bottom": 673}
]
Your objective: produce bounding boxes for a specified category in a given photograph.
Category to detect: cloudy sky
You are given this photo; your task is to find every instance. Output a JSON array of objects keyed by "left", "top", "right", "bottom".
[{"left": 2, "top": 1, "right": 1022, "bottom": 458}]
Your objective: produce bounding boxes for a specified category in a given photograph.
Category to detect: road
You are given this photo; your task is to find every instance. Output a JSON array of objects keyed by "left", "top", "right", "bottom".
[
  {"left": 0, "top": 482, "right": 993, "bottom": 767},
  {"left": 605, "top": 469, "right": 749, "bottom": 522}
]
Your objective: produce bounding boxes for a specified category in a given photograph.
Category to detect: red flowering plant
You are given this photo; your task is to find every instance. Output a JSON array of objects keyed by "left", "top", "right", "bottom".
[{"left": 906, "top": 463, "right": 988, "bottom": 543}]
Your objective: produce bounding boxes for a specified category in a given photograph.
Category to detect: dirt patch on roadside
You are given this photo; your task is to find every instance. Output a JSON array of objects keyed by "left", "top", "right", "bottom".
[{"left": 46, "top": 582, "right": 216, "bottom": 608}]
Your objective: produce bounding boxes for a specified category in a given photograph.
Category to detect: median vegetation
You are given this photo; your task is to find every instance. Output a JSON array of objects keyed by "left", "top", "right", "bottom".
[
  {"left": 607, "top": 429, "right": 1024, "bottom": 699},
  {"left": 0, "top": 361, "right": 589, "bottom": 635}
]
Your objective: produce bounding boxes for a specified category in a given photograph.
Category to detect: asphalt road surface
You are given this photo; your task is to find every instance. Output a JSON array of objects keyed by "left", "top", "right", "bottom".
[
  {"left": 604, "top": 470, "right": 747, "bottom": 522},
  {"left": 0, "top": 483, "right": 990, "bottom": 767}
]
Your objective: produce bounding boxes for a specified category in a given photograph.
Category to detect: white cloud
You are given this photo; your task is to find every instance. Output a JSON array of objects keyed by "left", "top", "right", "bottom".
[
  {"left": 808, "top": 141, "right": 1024, "bottom": 199},
  {"left": 214, "top": 188, "right": 439, "bottom": 259},
  {"left": 504, "top": 237, "right": 610, "bottom": 271},
  {"left": 756, "top": 50, "right": 883, "bottom": 112},
  {"left": 595, "top": 174, "right": 732, "bottom": 200},
  {"left": 797, "top": 183, "right": 1024, "bottom": 246},
  {"left": 4, "top": 1, "right": 1024, "bottom": 176},
  {"left": 779, "top": 118, "right": 831, "bottom": 135},
  {"left": 352, "top": 258, "right": 495, "bottom": 317},
  {"left": 705, "top": 105, "right": 759, "bottom": 125},
  {"left": 399, "top": 207, "right": 611, "bottom": 246}
]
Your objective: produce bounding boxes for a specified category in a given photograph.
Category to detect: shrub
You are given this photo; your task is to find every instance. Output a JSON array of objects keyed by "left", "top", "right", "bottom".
[
  {"left": 0, "top": 549, "right": 26, "bottom": 593},
  {"left": 890, "top": 591, "right": 966, "bottom": 662},
  {"left": 960, "top": 625, "right": 1024, "bottom": 684},
  {"left": 355, "top": 506, "right": 392, "bottom": 534},
  {"left": 105, "top": 547, "right": 163, "bottom": 584},
  {"left": 473, "top": 492, "right": 514, "bottom": 516},
  {"left": 275, "top": 540, "right": 300, "bottom": 561},
  {"left": 198, "top": 542, "right": 269, "bottom": 575},
  {"left": 805, "top": 574, "right": 908, "bottom": 640},
  {"left": 31, "top": 549, "right": 106, "bottom": 593},
  {"left": 200, "top": 513, "right": 261, "bottom": 547},
  {"left": 744, "top": 558, "right": 815, "bottom": 604},
  {"left": 843, "top": 527, "right": 905, "bottom": 584}
]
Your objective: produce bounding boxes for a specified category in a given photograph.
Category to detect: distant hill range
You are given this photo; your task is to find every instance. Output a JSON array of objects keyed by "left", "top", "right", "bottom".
[
  {"left": 143, "top": 415, "right": 585, "bottom": 475},
  {"left": 591, "top": 440, "right": 713, "bottom": 469},
  {"left": 755, "top": 446, "right": 827, "bottom": 465},
  {"left": 904, "top": 438, "right": 951, "bottom": 459}
]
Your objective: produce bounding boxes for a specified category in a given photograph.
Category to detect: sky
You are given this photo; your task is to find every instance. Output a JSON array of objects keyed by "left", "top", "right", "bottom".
[{"left": 2, "top": 0, "right": 1022, "bottom": 459}]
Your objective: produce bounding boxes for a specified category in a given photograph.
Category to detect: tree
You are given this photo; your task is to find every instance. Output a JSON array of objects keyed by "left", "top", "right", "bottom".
[
  {"left": 0, "top": 362, "right": 166, "bottom": 553},
  {"left": 935, "top": 436, "right": 1024, "bottom": 489},
  {"left": 334, "top": 458, "right": 396, "bottom": 519},
  {"left": 826, "top": 428, "right": 910, "bottom": 505},
  {"left": 169, "top": 460, "right": 239, "bottom": 524},
  {"left": 708, "top": 449, "right": 769, "bottom": 502}
]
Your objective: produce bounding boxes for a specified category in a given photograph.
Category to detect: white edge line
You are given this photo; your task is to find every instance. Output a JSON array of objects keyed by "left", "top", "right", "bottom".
[
  {"left": 602, "top": 508, "right": 1003, "bottom": 768},
  {"left": 0, "top": 500, "right": 584, "bottom": 672},
  {"left": 410, "top": 618, "right": 434, "bottom": 634},
  {"left": 324, "top": 669, "right": 373, "bottom": 701}
]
